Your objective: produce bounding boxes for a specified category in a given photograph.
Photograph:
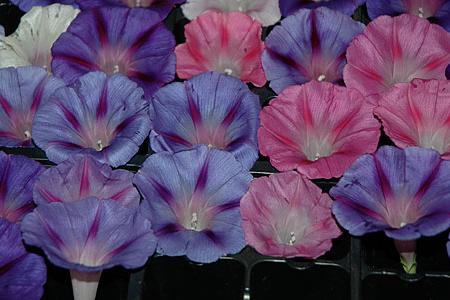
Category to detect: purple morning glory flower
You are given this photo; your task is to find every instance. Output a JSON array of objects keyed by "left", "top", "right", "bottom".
[
  {"left": 34, "top": 154, "right": 140, "bottom": 207},
  {"left": 32, "top": 72, "right": 150, "bottom": 167},
  {"left": 76, "top": 0, "right": 185, "bottom": 19},
  {"left": 11, "top": 0, "right": 77, "bottom": 11},
  {"left": 366, "top": 0, "right": 450, "bottom": 31},
  {"left": 51, "top": 7, "right": 176, "bottom": 97},
  {"left": 280, "top": 0, "right": 366, "bottom": 17},
  {"left": 134, "top": 146, "right": 252, "bottom": 263},
  {"left": 0, "top": 219, "right": 46, "bottom": 300},
  {"left": 150, "top": 72, "right": 260, "bottom": 170},
  {"left": 331, "top": 146, "right": 450, "bottom": 273},
  {"left": 0, "top": 66, "right": 65, "bottom": 147},
  {"left": 0, "top": 152, "right": 44, "bottom": 223},
  {"left": 262, "top": 7, "right": 364, "bottom": 94},
  {"left": 21, "top": 197, "right": 156, "bottom": 300}
]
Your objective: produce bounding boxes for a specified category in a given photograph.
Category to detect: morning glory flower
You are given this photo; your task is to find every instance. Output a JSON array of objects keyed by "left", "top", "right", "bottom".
[
  {"left": 280, "top": 0, "right": 366, "bottom": 17},
  {"left": 10, "top": 0, "right": 77, "bottom": 12},
  {"left": 331, "top": 146, "right": 450, "bottom": 273},
  {"left": 134, "top": 146, "right": 252, "bottom": 263},
  {"left": 241, "top": 171, "right": 341, "bottom": 258}
]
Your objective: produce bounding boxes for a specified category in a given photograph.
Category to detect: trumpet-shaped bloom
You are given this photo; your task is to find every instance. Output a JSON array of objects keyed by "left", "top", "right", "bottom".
[
  {"left": 0, "top": 66, "right": 65, "bottom": 147},
  {"left": 34, "top": 155, "right": 140, "bottom": 207},
  {"left": 11, "top": 0, "right": 77, "bottom": 11},
  {"left": 262, "top": 7, "right": 364, "bottom": 94},
  {"left": 134, "top": 146, "right": 252, "bottom": 263},
  {"left": 32, "top": 72, "right": 150, "bottom": 167},
  {"left": 366, "top": 0, "right": 450, "bottom": 31},
  {"left": 75, "top": 0, "right": 185, "bottom": 18},
  {"left": 0, "top": 152, "right": 44, "bottom": 223},
  {"left": 181, "top": 0, "right": 281, "bottom": 27},
  {"left": 344, "top": 14, "right": 450, "bottom": 104},
  {"left": 175, "top": 11, "right": 266, "bottom": 87},
  {"left": 51, "top": 7, "right": 175, "bottom": 97},
  {"left": 21, "top": 197, "right": 156, "bottom": 272},
  {"left": 331, "top": 146, "right": 450, "bottom": 240},
  {"left": 0, "top": 219, "right": 46, "bottom": 300},
  {"left": 375, "top": 79, "right": 450, "bottom": 158},
  {"left": 280, "top": 0, "right": 366, "bottom": 17},
  {"left": 258, "top": 81, "right": 380, "bottom": 179},
  {"left": 0, "top": 4, "right": 79, "bottom": 70},
  {"left": 241, "top": 171, "right": 341, "bottom": 258},
  {"left": 150, "top": 72, "right": 260, "bottom": 170}
]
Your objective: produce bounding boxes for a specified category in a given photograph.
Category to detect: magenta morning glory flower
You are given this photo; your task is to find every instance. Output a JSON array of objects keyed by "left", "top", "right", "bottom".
[
  {"left": 0, "top": 152, "right": 44, "bottom": 223},
  {"left": 134, "top": 146, "right": 252, "bottom": 263},
  {"left": 75, "top": 0, "right": 185, "bottom": 18},
  {"left": 330, "top": 146, "right": 450, "bottom": 273},
  {"left": 0, "top": 219, "right": 46, "bottom": 300},
  {"left": 366, "top": 0, "right": 450, "bottom": 31},
  {"left": 21, "top": 197, "right": 156, "bottom": 300},
  {"left": 0, "top": 66, "right": 65, "bottom": 147},
  {"left": 150, "top": 72, "right": 260, "bottom": 170},
  {"left": 51, "top": 7, "right": 175, "bottom": 97},
  {"left": 32, "top": 72, "right": 150, "bottom": 167},
  {"left": 34, "top": 154, "right": 140, "bottom": 207},
  {"left": 279, "top": 0, "right": 366, "bottom": 17},
  {"left": 262, "top": 7, "right": 364, "bottom": 94},
  {"left": 10, "top": 0, "right": 77, "bottom": 11}
]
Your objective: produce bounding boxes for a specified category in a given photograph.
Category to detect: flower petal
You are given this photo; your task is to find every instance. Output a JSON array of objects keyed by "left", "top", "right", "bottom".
[
  {"left": 11, "top": 0, "right": 77, "bottom": 11},
  {"left": 280, "top": 0, "right": 366, "bottom": 17}
]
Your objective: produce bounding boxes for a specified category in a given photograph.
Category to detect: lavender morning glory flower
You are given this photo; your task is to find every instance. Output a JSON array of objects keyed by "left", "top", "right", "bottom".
[
  {"left": 0, "top": 219, "right": 46, "bottom": 300},
  {"left": 0, "top": 66, "right": 65, "bottom": 147},
  {"left": 262, "top": 7, "right": 364, "bottom": 94},
  {"left": 10, "top": 0, "right": 77, "bottom": 12},
  {"left": 280, "top": 0, "right": 366, "bottom": 17},
  {"left": 51, "top": 7, "right": 176, "bottom": 97},
  {"left": 21, "top": 197, "right": 156, "bottom": 300},
  {"left": 134, "top": 146, "right": 252, "bottom": 263},
  {"left": 0, "top": 152, "right": 44, "bottom": 223},
  {"left": 331, "top": 146, "right": 450, "bottom": 273},
  {"left": 150, "top": 72, "right": 260, "bottom": 170},
  {"left": 32, "top": 72, "right": 150, "bottom": 167},
  {"left": 34, "top": 154, "right": 140, "bottom": 207},
  {"left": 76, "top": 0, "right": 185, "bottom": 19},
  {"left": 366, "top": 0, "right": 450, "bottom": 31}
]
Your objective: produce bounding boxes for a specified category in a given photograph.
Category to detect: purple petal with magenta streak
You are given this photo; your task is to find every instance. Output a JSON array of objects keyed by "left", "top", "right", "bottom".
[
  {"left": 10, "top": 0, "right": 77, "bottom": 11},
  {"left": 0, "top": 66, "right": 65, "bottom": 147},
  {"left": 33, "top": 154, "right": 140, "bottom": 207},
  {"left": 279, "top": 0, "right": 366, "bottom": 17},
  {"left": 21, "top": 197, "right": 156, "bottom": 272},
  {"left": 0, "top": 218, "right": 46, "bottom": 300},
  {"left": 134, "top": 146, "right": 251, "bottom": 263},
  {"left": 51, "top": 7, "right": 175, "bottom": 98},
  {"left": 331, "top": 146, "right": 450, "bottom": 239},
  {"left": 32, "top": 71, "right": 150, "bottom": 167},
  {"left": 150, "top": 72, "right": 260, "bottom": 170},
  {"left": 262, "top": 7, "right": 364, "bottom": 94},
  {"left": 0, "top": 152, "right": 45, "bottom": 223},
  {"left": 75, "top": 0, "right": 186, "bottom": 19}
]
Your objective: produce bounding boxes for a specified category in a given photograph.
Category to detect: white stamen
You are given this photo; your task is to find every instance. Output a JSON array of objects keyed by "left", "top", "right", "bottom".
[
  {"left": 400, "top": 222, "right": 407, "bottom": 228},
  {"left": 135, "top": 0, "right": 142, "bottom": 7},
  {"left": 317, "top": 74, "right": 326, "bottom": 82},
  {"left": 190, "top": 212, "right": 198, "bottom": 230},
  {"left": 224, "top": 68, "right": 233, "bottom": 75},
  {"left": 113, "top": 65, "right": 120, "bottom": 74},
  {"left": 314, "top": 152, "right": 321, "bottom": 161},
  {"left": 24, "top": 130, "right": 31, "bottom": 139},
  {"left": 238, "top": 6, "right": 243, "bottom": 12},
  {"left": 96, "top": 140, "right": 103, "bottom": 151},
  {"left": 289, "top": 232, "right": 296, "bottom": 245},
  {"left": 418, "top": 7, "right": 424, "bottom": 18},
  {"left": 207, "top": 143, "right": 213, "bottom": 149}
]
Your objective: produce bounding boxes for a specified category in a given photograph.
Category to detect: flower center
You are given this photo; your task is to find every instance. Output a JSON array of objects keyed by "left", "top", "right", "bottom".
[
  {"left": 97, "top": 47, "right": 132, "bottom": 76},
  {"left": 418, "top": 129, "right": 448, "bottom": 155},
  {"left": 82, "top": 122, "right": 115, "bottom": 152},
  {"left": 122, "top": 0, "right": 154, "bottom": 7},
  {"left": 303, "top": 137, "right": 333, "bottom": 161}
]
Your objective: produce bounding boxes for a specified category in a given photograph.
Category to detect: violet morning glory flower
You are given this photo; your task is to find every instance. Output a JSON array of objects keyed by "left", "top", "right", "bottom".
[
  {"left": 75, "top": 0, "right": 185, "bottom": 19},
  {"left": 262, "top": 7, "right": 364, "bottom": 94},
  {"left": 330, "top": 146, "right": 450, "bottom": 273},
  {"left": 32, "top": 71, "right": 150, "bottom": 167},
  {"left": 34, "top": 154, "right": 140, "bottom": 207},
  {"left": 366, "top": 0, "right": 450, "bottom": 31},
  {"left": 10, "top": 0, "right": 77, "bottom": 12},
  {"left": 0, "top": 151, "right": 44, "bottom": 223},
  {"left": 0, "top": 219, "right": 46, "bottom": 300},
  {"left": 0, "top": 66, "right": 65, "bottom": 147},
  {"left": 51, "top": 7, "right": 176, "bottom": 97},
  {"left": 134, "top": 146, "right": 252, "bottom": 263},
  {"left": 21, "top": 197, "right": 156, "bottom": 300},
  {"left": 150, "top": 72, "right": 260, "bottom": 170},
  {"left": 279, "top": 0, "right": 366, "bottom": 17}
]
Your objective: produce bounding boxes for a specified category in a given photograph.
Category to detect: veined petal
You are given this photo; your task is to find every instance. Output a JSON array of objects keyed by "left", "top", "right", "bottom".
[
  {"left": 0, "top": 4, "right": 79, "bottom": 70},
  {"left": 280, "top": 0, "right": 366, "bottom": 16},
  {"left": 11, "top": 0, "right": 77, "bottom": 11}
]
